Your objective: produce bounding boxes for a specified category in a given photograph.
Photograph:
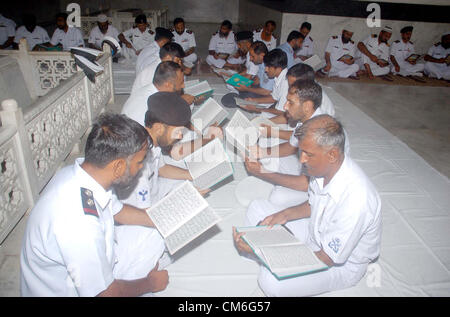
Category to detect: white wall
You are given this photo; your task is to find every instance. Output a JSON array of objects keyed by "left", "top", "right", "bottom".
[{"left": 280, "top": 13, "right": 450, "bottom": 57}]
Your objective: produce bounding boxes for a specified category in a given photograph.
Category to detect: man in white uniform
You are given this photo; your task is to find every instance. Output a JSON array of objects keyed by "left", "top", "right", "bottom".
[
  {"left": 135, "top": 27, "right": 173, "bottom": 74},
  {"left": 390, "top": 26, "right": 424, "bottom": 80},
  {"left": 295, "top": 22, "right": 314, "bottom": 62},
  {"left": 228, "top": 31, "right": 259, "bottom": 74},
  {"left": 21, "top": 113, "right": 169, "bottom": 296},
  {"left": 172, "top": 17, "right": 197, "bottom": 69},
  {"left": 253, "top": 20, "right": 277, "bottom": 52},
  {"left": 234, "top": 115, "right": 381, "bottom": 297},
  {"left": 13, "top": 14, "right": 50, "bottom": 51},
  {"left": 322, "top": 28, "right": 360, "bottom": 79},
  {"left": 241, "top": 49, "right": 288, "bottom": 117},
  {"left": 424, "top": 32, "right": 450, "bottom": 81},
  {"left": 88, "top": 14, "right": 120, "bottom": 51},
  {"left": 206, "top": 20, "right": 237, "bottom": 69},
  {"left": 49, "top": 12, "right": 84, "bottom": 51},
  {"left": 119, "top": 14, "right": 155, "bottom": 60},
  {"left": 356, "top": 26, "right": 393, "bottom": 80},
  {"left": 131, "top": 42, "right": 184, "bottom": 94},
  {"left": 0, "top": 12, "right": 16, "bottom": 50}
]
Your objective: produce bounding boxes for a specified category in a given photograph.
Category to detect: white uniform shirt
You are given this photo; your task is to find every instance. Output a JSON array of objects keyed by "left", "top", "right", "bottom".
[
  {"left": 50, "top": 25, "right": 84, "bottom": 51},
  {"left": 88, "top": 25, "right": 120, "bottom": 49},
  {"left": 172, "top": 28, "right": 196, "bottom": 52},
  {"left": 20, "top": 158, "right": 123, "bottom": 296},
  {"left": 325, "top": 35, "right": 356, "bottom": 63},
  {"left": 0, "top": 14, "right": 16, "bottom": 48},
  {"left": 360, "top": 35, "right": 390, "bottom": 62},
  {"left": 271, "top": 68, "right": 289, "bottom": 111},
  {"left": 14, "top": 25, "right": 50, "bottom": 50},
  {"left": 131, "top": 57, "right": 161, "bottom": 94},
  {"left": 253, "top": 29, "right": 277, "bottom": 51},
  {"left": 296, "top": 34, "right": 314, "bottom": 57},
  {"left": 208, "top": 30, "right": 237, "bottom": 55},
  {"left": 122, "top": 27, "right": 155, "bottom": 52},
  {"left": 306, "top": 156, "right": 382, "bottom": 265},
  {"left": 136, "top": 41, "right": 160, "bottom": 74},
  {"left": 246, "top": 52, "right": 259, "bottom": 76},
  {"left": 122, "top": 83, "right": 158, "bottom": 127},
  {"left": 427, "top": 42, "right": 450, "bottom": 61}
]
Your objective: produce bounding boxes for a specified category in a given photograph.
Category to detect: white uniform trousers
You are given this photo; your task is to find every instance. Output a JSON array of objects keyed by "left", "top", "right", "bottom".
[
  {"left": 183, "top": 52, "right": 198, "bottom": 66},
  {"left": 254, "top": 217, "right": 368, "bottom": 297},
  {"left": 113, "top": 225, "right": 166, "bottom": 280},
  {"left": 424, "top": 62, "right": 450, "bottom": 80},
  {"left": 206, "top": 55, "right": 227, "bottom": 68},
  {"left": 328, "top": 61, "right": 359, "bottom": 78},
  {"left": 227, "top": 55, "right": 246, "bottom": 65},
  {"left": 357, "top": 57, "right": 390, "bottom": 76},
  {"left": 392, "top": 61, "right": 425, "bottom": 77}
]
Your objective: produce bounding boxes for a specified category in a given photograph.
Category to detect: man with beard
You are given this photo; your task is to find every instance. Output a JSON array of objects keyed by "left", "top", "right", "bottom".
[
  {"left": 47, "top": 12, "right": 84, "bottom": 51},
  {"left": 322, "top": 27, "right": 360, "bottom": 79},
  {"left": 424, "top": 32, "right": 450, "bottom": 81},
  {"left": 172, "top": 17, "right": 197, "bottom": 70},
  {"left": 233, "top": 115, "right": 381, "bottom": 297},
  {"left": 13, "top": 14, "right": 50, "bottom": 51},
  {"left": 295, "top": 22, "right": 314, "bottom": 62},
  {"left": 119, "top": 14, "right": 155, "bottom": 60},
  {"left": 356, "top": 26, "right": 393, "bottom": 80},
  {"left": 253, "top": 20, "right": 277, "bottom": 51},
  {"left": 277, "top": 30, "right": 304, "bottom": 69},
  {"left": 88, "top": 14, "right": 120, "bottom": 51},
  {"left": 206, "top": 20, "right": 238, "bottom": 69},
  {"left": 21, "top": 113, "right": 169, "bottom": 296},
  {"left": 390, "top": 26, "right": 425, "bottom": 81}
]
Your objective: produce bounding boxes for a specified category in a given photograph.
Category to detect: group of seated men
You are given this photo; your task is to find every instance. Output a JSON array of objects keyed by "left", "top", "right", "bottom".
[{"left": 12, "top": 11, "right": 446, "bottom": 297}]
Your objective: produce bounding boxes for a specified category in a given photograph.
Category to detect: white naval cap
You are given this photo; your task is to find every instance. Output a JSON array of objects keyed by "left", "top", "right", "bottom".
[
  {"left": 382, "top": 25, "right": 393, "bottom": 33},
  {"left": 97, "top": 14, "right": 108, "bottom": 23}
]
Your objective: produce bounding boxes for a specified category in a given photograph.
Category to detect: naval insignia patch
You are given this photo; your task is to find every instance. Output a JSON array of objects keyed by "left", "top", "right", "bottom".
[{"left": 81, "top": 187, "right": 98, "bottom": 218}]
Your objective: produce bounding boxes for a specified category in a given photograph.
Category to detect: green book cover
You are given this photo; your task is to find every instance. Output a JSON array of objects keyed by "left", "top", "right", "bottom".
[{"left": 226, "top": 73, "right": 254, "bottom": 87}]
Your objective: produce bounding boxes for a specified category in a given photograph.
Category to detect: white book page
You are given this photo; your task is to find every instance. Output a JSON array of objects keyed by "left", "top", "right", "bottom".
[
  {"left": 260, "top": 244, "right": 324, "bottom": 274},
  {"left": 185, "top": 138, "right": 227, "bottom": 179},
  {"left": 146, "top": 181, "right": 208, "bottom": 237},
  {"left": 191, "top": 98, "right": 224, "bottom": 130},
  {"left": 192, "top": 160, "right": 233, "bottom": 190},
  {"left": 184, "top": 79, "right": 200, "bottom": 88},
  {"left": 165, "top": 206, "right": 221, "bottom": 254},
  {"left": 184, "top": 81, "right": 212, "bottom": 96},
  {"left": 226, "top": 110, "right": 260, "bottom": 156},
  {"left": 235, "top": 97, "right": 272, "bottom": 109},
  {"left": 303, "top": 54, "right": 326, "bottom": 71},
  {"left": 250, "top": 116, "right": 279, "bottom": 129},
  {"left": 240, "top": 226, "right": 299, "bottom": 248}
]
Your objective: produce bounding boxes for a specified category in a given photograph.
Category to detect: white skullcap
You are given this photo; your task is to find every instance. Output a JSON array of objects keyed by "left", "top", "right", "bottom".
[
  {"left": 342, "top": 23, "right": 353, "bottom": 32},
  {"left": 97, "top": 14, "right": 108, "bottom": 23},
  {"left": 382, "top": 25, "right": 393, "bottom": 33}
]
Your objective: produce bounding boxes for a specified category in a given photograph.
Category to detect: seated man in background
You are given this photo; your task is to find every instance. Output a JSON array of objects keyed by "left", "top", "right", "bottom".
[
  {"left": 135, "top": 27, "right": 174, "bottom": 74},
  {"left": 21, "top": 113, "right": 169, "bottom": 296},
  {"left": 88, "top": 14, "right": 120, "bottom": 51},
  {"left": 356, "top": 26, "right": 393, "bottom": 80},
  {"left": 206, "top": 20, "right": 237, "bottom": 69},
  {"left": 13, "top": 14, "right": 50, "bottom": 51},
  {"left": 227, "top": 31, "right": 259, "bottom": 74},
  {"left": 253, "top": 20, "right": 277, "bottom": 51},
  {"left": 172, "top": 17, "right": 197, "bottom": 71},
  {"left": 234, "top": 115, "right": 382, "bottom": 297},
  {"left": 322, "top": 27, "right": 360, "bottom": 79},
  {"left": 424, "top": 32, "right": 450, "bottom": 81},
  {"left": 47, "top": 12, "right": 84, "bottom": 51},
  {"left": 0, "top": 12, "right": 16, "bottom": 50},
  {"left": 294, "top": 22, "right": 314, "bottom": 63},
  {"left": 390, "top": 26, "right": 425, "bottom": 82},
  {"left": 119, "top": 14, "right": 155, "bottom": 60},
  {"left": 277, "top": 30, "right": 304, "bottom": 69}
]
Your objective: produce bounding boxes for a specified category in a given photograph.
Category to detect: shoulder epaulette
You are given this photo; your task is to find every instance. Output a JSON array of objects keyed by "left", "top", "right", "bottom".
[
  {"left": 148, "top": 29, "right": 154, "bottom": 35},
  {"left": 80, "top": 187, "right": 98, "bottom": 218},
  {"left": 254, "top": 28, "right": 261, "bottom": 33},
  {"left": 169, "top": 28, "right": 174, "bottom": 32},
  {"left": 186, "top": 29, "right": 193, "bottom": 34},
  {"left": 213, "top": 31, "right": 218, "bottom": 35},
  {"left": 332, "top": 35, "right": 338, "bottom": 39},
  {"left": 409, "top": 40, "right": 414, "bottom": 44},
  {"left": 394, "top": 40, "right": 400, "bottom": 43},
  {"left": 309, "top": 37, "right": 313, "bottom": 42},
  {"left": 372, "top": 34, "right": 377, "bottom": 38},
  {"left": 434, "top": 42, "right": 441, "bottom": 46}
]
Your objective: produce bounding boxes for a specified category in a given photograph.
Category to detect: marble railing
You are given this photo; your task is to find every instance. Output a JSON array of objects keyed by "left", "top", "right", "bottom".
[{"left": 0, "top": 43, "right": 114, "bottom": 243}]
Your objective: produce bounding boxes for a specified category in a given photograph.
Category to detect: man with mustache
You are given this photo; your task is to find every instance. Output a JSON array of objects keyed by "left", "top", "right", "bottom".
[
  {"left": 253, "top": 20, "right": 277, "bottom": 51},
  {"left": 88, "top": 14, "right": 120, "bottom": 51},
  {"left": 295, "top": 22, "right": 314, "bottom": 62},
  {"left": 277, "top": 30, "right": 304, "bottom": 69},
  {"left": 389, "top": 26, "right": 425, "bottom": 81},
  {"left": 47, "top": 12, "right": 84, "bottom": 51},
  {"left": 424, "top": 32, "right": 450, "bottom": 81},
  {"left": 234, "top": 115, "right": 381, "bottom": 297},
  {"left": 119, "top": 14, "right": 155, "bottom": 60},
  {"left": 206, "top": 20, "right": 238, "bottom": 69},
  {"left": 322, "top": 27, "right": 360, "bottom": 79},
  {"left": 356, "top": 26, "right": 393, "bottom": 80},
  {"left": 21, "top": 113, "right": 169, "bottom": 296},
  {"left": 172, "top": 17, "right": 198, "bottom": 70}
]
